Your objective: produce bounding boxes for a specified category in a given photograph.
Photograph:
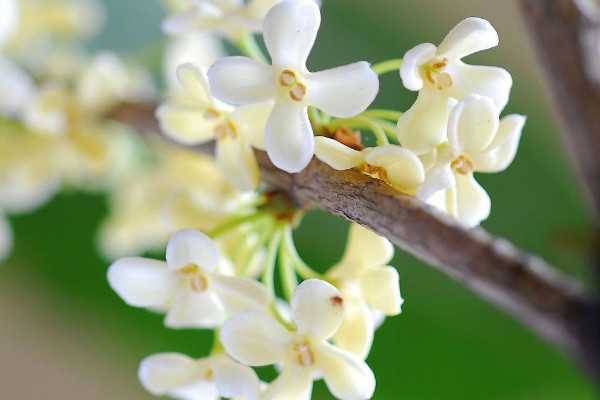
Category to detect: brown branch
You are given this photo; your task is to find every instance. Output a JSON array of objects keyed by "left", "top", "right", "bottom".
[{"left": 113, "top": 103, "right": 598, "bottom": 378}]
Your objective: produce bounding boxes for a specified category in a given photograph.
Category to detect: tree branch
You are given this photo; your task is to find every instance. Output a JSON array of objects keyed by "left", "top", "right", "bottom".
[{"left": 112, "top": 103, "right": 597, "bottom": 377}]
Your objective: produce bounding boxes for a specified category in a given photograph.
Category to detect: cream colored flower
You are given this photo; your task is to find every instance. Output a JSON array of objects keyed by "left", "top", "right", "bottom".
[
  {"left": 208, "top": 0, "right": 379, "bottom": 173},
  {"left": 397, "top": 17, "right": 513, "bottom": 155},
  {"left": 221, "top": 279, "right": 376, "bottom": 400},
  {"left": 0, "top": 57, "right": 34, "bottom": 117},
  {"left": 157, "top": 63, "right": 272, "bottom": 191},
  {"left": 108, "top": 229, "right": 271, "bottom": 328},
  {"left": 326, "top": 224, "right": 402, "bottom": 359},
  {"left": 0, "top": 0, "right": 19, "bottom": 49},
  {"left": 419, "top": 94, "right": 525, "bottom": 227},
  {"left": 314, "top": 137, "right": 424, "bottom": 195}
]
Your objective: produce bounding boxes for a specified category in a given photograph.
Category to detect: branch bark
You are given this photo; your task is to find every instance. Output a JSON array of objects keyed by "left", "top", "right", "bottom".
[{"left": 112, "top": 103, "right": 597, "bottom": 377}]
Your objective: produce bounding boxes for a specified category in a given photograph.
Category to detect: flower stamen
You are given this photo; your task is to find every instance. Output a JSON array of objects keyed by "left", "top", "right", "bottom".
[
  {"left": 294, "top": 341, "right": 315, "bottom": 367},
  {"left": 214, "top": 121, "right": 237, "bottom": 139},
  {"left": 451, "top": 154, "right": 474, "bottom": 175},
  {"left": 289, "top": 83, "right": 307, "bottom": 101}
]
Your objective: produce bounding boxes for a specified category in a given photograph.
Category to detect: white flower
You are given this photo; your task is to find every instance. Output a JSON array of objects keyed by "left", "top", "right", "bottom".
[
  {"left": 0, "top": 57, "right": 34, "bottom": 118},
  {"left": 0, "top": 0, "right": 19, "bottom": 50},
  {"left": 162, "top": 0, "right": 281, "bottom": 41},
  {"left": 420, "top": 94, "right": 525, "bottom": 227},
  {"left": 208, "top": 0, "right": 379, "bottom": 173},
  {"left": 326, "top": 224, "right": 402, "bottom": 359},
  {"left": 139, "top": 352, "right": 261, "bottom": 400},
  {"left": 220, "top": 279, "right": 376, "bottom": 400},
  {"left": 397, "top": 17, "right": 513, "bottom": 155},
  {"left": 157, "top": 63, "right": 272, "bottom": 191},
  {"left": 107, "top": 229, "right": 271, "bottom": 328},
  {"left": 314, "top": 137, "right": 424, "bottom": 195}
]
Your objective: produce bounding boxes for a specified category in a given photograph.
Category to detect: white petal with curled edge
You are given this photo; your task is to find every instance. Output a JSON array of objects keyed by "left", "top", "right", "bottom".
[
  {"left": 472, "top": 114, "right": 525, "bottom": 173},
  {"left": 165, "top": 290, "right": 226, "bottom": 328},
  {"left": 156, "top": 104, "right": 218, "bottom": 145},
  {"left": 229, "top": 101, "right": 273, "bottom": 150},
  {"left": 305, "top": 62, "right": 379, "bottom": 118},
  {"left": 166, "top": 229, "right": 219, "bottom": 272},
  {"left": 447, "top": 94, "right": 498, "bottom": 156},
  {"left": 365, "top": 145, "right": 424, "bottom": 193},
  {"left": 417, "top": 164, "right": 455, "bottom": 201},
  {"left": 213, "top": 356, "right": 261, "bottom": 400},
  {"left": 176, "top": 63, "right": 212, "bottom": 103},
  {"left": 333, "top": 301, "right": 374, "bottom": 360},
  {"left": 208, "top": 56, "right": 276, "bottom": 105},
  {"left": 291, "top": 279, "right": 344, "bottom": 339},
  {"left": 265, "top": 101, "right": 314, "bottom": 173},
  {"left": 454, "top": 173, "right": 491, "bottom": 228},
  {"left": 335, "top": 224, "right": 393, "bottom": 274},
  {"left": 263, "top": 0, "right": 320, "bottom": 69},
  {"left": 220, "top": 311, "right": 293, "bottom": 366},
  {"left": 107, "top": 258, "right": 177, "bottom": 307},
  {"left": 400, "top": 43, "right": 437, "bottom": 91},
  {"left": 447, "top": 63, "right": 513, "bottom": 111},
  {"left": 138, "top": 353, "right": 218, "bottom": 400},
  {"left": 397, "top": 90, "right": 455, "bottom": 154},
  {"left": 0, "top": 0, "right": 18, "bottom": 48},
  {"left": 360, "top": 266, "right": 403, "bottom": 315},
  {"left": 215, "top": 135, "right": 260, "bottom": 191},
  {"left": 436, "top": 17, "right": 499, "bottom": 59},
  {"left": 314, "top": 137, "right": 364, "bottom": 170},
  {"left": 210, "top": 273, "right": 270, "bottom": 313},
  {"left": 262, "top": 363, "right": 314, "bottom": 400},
  {"left": 0, "top": 213, "right": 13, "bottom": 263},
  {"left": 315, "top": 341, "right": 376, "bottom": 400}
]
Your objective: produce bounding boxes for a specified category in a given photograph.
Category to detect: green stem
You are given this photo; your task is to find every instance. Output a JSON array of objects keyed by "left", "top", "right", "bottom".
[
  {"left": 261, "top": 227, "right": 283, "bottom": 298},
  {"left": 371, "top": 58, "right": 403, "bottom": 75},
  {"left": 356, "top": 117, "right": 389, "bottom": 146},
  {"left": 283, "top": 225, "right": 323, "bottom": 280},
  {"left": 308, "top": 106, "right": 321, "bottom": 125},
  {"left": 208, "top": 212, "right": 266, "bottom": 240},
  {"left": 239, "top": 218, "right": 275, "bottom": 277},
  {"left": 210, "top": 328, "right": 225, "bottom": 354},
  {"left": 372, "top": 118, "right": 400, "bottom": 144},
  {"left": 278, "top": 245, "right": 298, "bottom": 302},
  {"left": 237, "top": 35, "right": 268, "bottom": 64},
  {"left": 359, "top": 109, "right": 403, "bottom": 121}
]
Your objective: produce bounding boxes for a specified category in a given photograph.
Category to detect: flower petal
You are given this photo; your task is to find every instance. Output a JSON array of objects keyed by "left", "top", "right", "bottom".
[
  {"left": 156, "top": 103, "right": 218, "bottom": 145},
  {"left": 315, "top": 341, "right": 375, "bottom": 400},
  {"left": 166, "top": 229, "right": 219, "bottom": 272},
  {"left": 176, "top": 63, "right": 213, "bottom": 103},
  {"left": 220, "top": 310, "right": 293, "bottom": 366},
  {"left": 436, "top": 17, "right": 499, "bottom": 60},
  {"left": 265, "top": 102, "right": 314, "bottom": 173},
  {"left": 165, "top": 289, "right": 226, "bottom": 328},
  {"left": 472, "top": 114, "right": 525, "bottom": 173},
  {"left": 0, "top": 0, "right": 18, "bottom": 48},
  {"left": 333, "top": 301, "right": 374, "bottom": 359},
  {"left": 210, "top": 273, "right": 271, "bottom": 314},
  {"left": 215, "top": 135, "right": 260, "bottom": 191},
  {"left": 263, "top": 0, "right": 320, "bottom": 69},
  {"left": 400, "top": 43, "right": 437, "bottom": 91},
  {"left": 291, "top": 279, "right": 345, "bottom": 339},
  {"left": 364, "top": 145, "right": 424, "bottom": 193},
  {"left": 417, "top": 164, "right": 455, "bottom": 201},
  {"left": 229, "top": 101, "right": 274, "bottom": 150},
  {"left": 305, "top": 62, "right": 379, "bottom": 118},
  {"left": 446, "top": 63, "right": 513, "bottom": 111},
  {"left": 208, "top": 56, "right": 277, "bottom": 105},
  {"left": 213, "top": 356, "right": 262, "bottom": 400},
  {"left": 454, "top": 173, "right": 491, "bottom": 228},
  {"left": 313, "top": 137, "right": 364, "bottom": 170},
  {"left": 107, "top": 257, "right": 177, "bottom": 307},
  {"left": 396, "top": 90, "right": 456, "bottom": 154},
  {"left": 447, "top": 94, "right": 498, "bottom": 156},
  {"left": 336, "top": 224, "right": 393, "bottom": 273},
  {"left": 0, "top": 58, "right": 34, "bottom": 117},
  {"left": 138, "top": 353, "right": 218, "bottom": 400},
  {"left": 262, "top": 363, "right": 314, "bottom": 400},
  {"left": 360, "top": 266, "right": 403, "bottom": 315}
]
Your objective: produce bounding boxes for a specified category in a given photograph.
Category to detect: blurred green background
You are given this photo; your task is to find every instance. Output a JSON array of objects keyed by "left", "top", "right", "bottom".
[{"left": 1, "top": 0, "right": 597, "bottom": 399}]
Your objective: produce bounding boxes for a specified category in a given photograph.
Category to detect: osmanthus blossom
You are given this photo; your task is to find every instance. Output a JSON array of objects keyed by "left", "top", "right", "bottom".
[
  {"left": 314, "top": 137, "right": 424, "bottom": 195},
  {"left": 420, "top": 94, "right": 525, "bottom": 228},
  {"left": 397, "top": 17, "right": 513, "bottom": 155},
  {"left": 325, "top": 224, "right": 402, "bottom": 359},
  {"left": 108, "top": 229, "right": 271, "bottom": 328},
  {"left": 208, "top": 0, "right": 379, "bottom": 173},
  {"left": 220, "top": 279, "right": 376, "bottom": 400},
  {"left": 139, "top": 352, "right": 261, "bottom": 400},
  {"left": 157, "top": 63, "right": 272, "bottom": 191},
  {"left": 162, "top": 0, "right": 282, "bottom": 42},
  {"left": 0, "top": 0, "right": 18, "bottom": 50}
]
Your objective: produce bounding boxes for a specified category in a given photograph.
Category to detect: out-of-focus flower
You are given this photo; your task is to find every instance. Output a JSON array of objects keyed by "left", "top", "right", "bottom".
[
  {"left": 314, "top": 137, "right": 424, "bottom": 195},
  {"left": 0, "top": 0, "right": 19, "bottom": 50},
  {"left": 326, "top": 223, "right": 402, "bottom": 359},
  {"left": 158, "top": 63, "right": 271, "bottom": 191},
  {"left": 208, "top": 0, "right": 379, "bottom": 173},
  {"left": 0, "top": 57, "right": 34, "bottom": 117},
  {"left": 420, "top": 94, "right": 525, "bottom": 227},
  {"left": 221, "top": 279, "right": 376, "bottom": 400},
  {"left": 397, "top": 17, "right": 512, "bottom": 155},
  {"left": 108, "top": 229, "right": 271, "bottom": 328},
  {"left": 138, "top": 352, "right": 261, "bottom": 400}
]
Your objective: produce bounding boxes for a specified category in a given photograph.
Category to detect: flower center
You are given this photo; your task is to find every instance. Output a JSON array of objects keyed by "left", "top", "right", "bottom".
[
  {"left": 214, "top": 120, "right": 237, "bottom": 139},
  {"left": 279, "top": 69, "right": 307, "bottom": 102},
  {"left": 178, "top": 264, "right": 209, "bottom": 292},
  {"left": 203, "top": 108, "right": 221, "bottom": 120},
  {"left": 294, "top": 340, "right": 315, "bottom": 367},
  {"left": 451, "top": 154, "right": 474, "bottom": 175},
  {"left": 358, "top": 163, "right": 390, "bottom": 184},
  {"left": 423, "top": 58, "right": 453, "bottom": 90}
]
